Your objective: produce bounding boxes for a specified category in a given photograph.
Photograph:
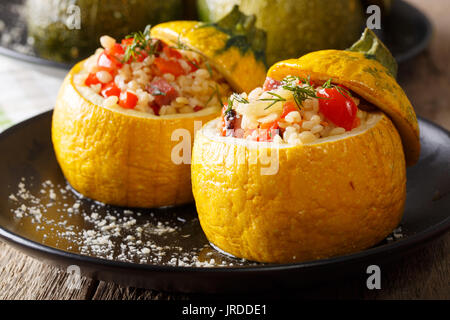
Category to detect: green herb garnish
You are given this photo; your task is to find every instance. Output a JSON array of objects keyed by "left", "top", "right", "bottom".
[
  {"left": 280, "top": 77, "right": 320, "bottom": 109},
  {"left": 123, "top": 25, "right": 160, "bottom": 63},
  {"left": 172, "top": 34, "right": 190, "bottom": 51},
  {"left": 335, "top": 86, "right": 352, "bottom": 98},
  {"left": 258, "top": 92, "right": 287, "bottom": 110},
  {"left": 206, "top": 84, "right": 224, "bottom": 108},
  {"left": 205, "top": 61, "right": 213, "bottom": 77},
  {"left": 322, "top": 78, "right": 333, "bottom": 89},
  {"left": 321, "top": 78, "right": 353, "bottom": 98},
  {"left": 231, "top": 93, "right": 249, "bottom": 104},
  {"left": 225, "top": 96, "right": 234, "bottom": 114},
  {"left": 170, "top": 34, "right": 207, "bottom": 75},
  {"left": 150, "top": 87, "right": 166, "bottom": 96}
]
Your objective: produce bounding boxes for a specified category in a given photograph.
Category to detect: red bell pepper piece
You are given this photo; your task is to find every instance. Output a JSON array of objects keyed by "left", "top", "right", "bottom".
[
  {"left": 153, "top": 57, "right": 186, "bottom": 77},
  {"left": 119, "top": 91, "right": 138, "bottom": 109}
]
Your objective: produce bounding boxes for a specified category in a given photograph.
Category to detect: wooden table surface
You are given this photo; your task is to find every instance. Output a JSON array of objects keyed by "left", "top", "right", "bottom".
[{"left": 0, "top": 0, "right": 449, "bottom": 300}]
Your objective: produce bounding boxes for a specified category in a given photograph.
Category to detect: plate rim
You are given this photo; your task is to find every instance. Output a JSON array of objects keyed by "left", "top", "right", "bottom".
[
  {"left": 390, "top": 0, "right": 434, "bottom": 63},
  {"left": 0, "top": 45, "right": 73, "bottom": 70},
  {"left": 1, "top": 209, "right": 449, "bottom": 274},
  {"left": 0, "top": 110, "right": 449, "bottom": 275}
]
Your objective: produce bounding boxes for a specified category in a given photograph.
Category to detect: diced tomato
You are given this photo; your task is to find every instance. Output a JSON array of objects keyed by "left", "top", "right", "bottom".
[
  {"left": 119, "top": 91, "right": 138, "bottom": 109},
  {"left": 219, "top": 109, "right": 227, "bottom": 136},
  {"left": 85, "top": 72, "right": 100, "bottom": 86},
  {"left": 263, "top": 77, "right": 281, "bottom": 91},
  {"left": 257, "top": 127, "right": 279, "bottom": 142},
  {"left": 147, "top": 78, "right": 179, "bottom": 106},
  {"left": 257, "top": 118, "right": 280, "bottom": 142},
  {"left": 257, "top": 130, "right": 269, "bottom": 141},
  {"left": 121, "top": 38, "right": 134, "bottom": 46},
  {"left": 317, "top": 86, "right": 358, "bottom": 131},
  {"left": 153, "top": 57, "right": 186, "bottom": 77},
  {"left": 106, "top": 43, "right": 125, "bottom": 57},
  {"left": 301, "top": 77, "right": 312, "bottom": 86},
  {"left": 97, "top": 51, "right": 122, "bottom": 72},
  {"left": 121, "top": 49, "right": 148, "bottom": 64},
  {"left": 280, "top": 101, "right": 298, "bottom": 119},
  {"left": 187, "top": 59, "right": 199, "bottom": 73},
  {"left": 193, "top": 105, "right": 203, "bottom": 112},
  {"left": 259, "top": 120, "right": 279, "bottom": 130},
  {"left": 136, "top": 50, "right": 149, "bottom": 62},
  {"left": 244, "top": 128, "right": 257, "bottom": 140},
  {"left": 163, "top": 45, "right": 183, "bottom": 59},
  {"left": 221, "top": 104, "right": 229, "bottom": 116},
  {"left": 101, "top": 82, "right": 121, "bottom": 98}
]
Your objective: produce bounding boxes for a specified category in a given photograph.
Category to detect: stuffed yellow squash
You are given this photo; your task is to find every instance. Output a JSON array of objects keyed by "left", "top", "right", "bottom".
[
  {"left": 52, "top": 8, "right": 267, "bottom": 208},
  {"left": 192, "top": 29, "right": 420, "bottom": 263}
]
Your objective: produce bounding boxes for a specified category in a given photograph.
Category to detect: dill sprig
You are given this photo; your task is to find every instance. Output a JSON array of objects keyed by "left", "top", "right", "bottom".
[
  {"left": 172, "top": 34, "right": 190, "bottom": 51},
  {"left": 258, "top": 92, "right": 286, "bottom": 110},
  {"left": 210, "top": 92, "right": 249, "bottom": 114},
  {"left": 122, "top": 25, "right": 160, "bottom": 63},
  {"left": 280, "top": 76, "right": 320, "bottom": 109},
  {"left": 205, "top": 61, "right": 213, "bottom": 77},
  {"left": 283, "top": 75, "right": 311, "bottom": 86},
  {"left": 231, "top": 93, "right": 249, "bottom": 104},
  {"left": 259, "top": 75, "right": 355, "bottom": 110},
  {"left": 149, "top": 86, "right": 166, "bottom": 96},
  {"left": 335, "top": 86, "right": 352, "bottom": 98},
  {"left": 322, "top": 78, "right": 333, "bottom": 88},
  {"left": 170, "top": 34, "right": 206, "bottom": 75},
  {"left": 225, "top": 96, "right": 234, "bottom": 114},
  {"left": 321, "top": 78, "right": 353, "bottom": 98},
  {"left": 206, "top": 84, "right": 224, "bottom": 108}
]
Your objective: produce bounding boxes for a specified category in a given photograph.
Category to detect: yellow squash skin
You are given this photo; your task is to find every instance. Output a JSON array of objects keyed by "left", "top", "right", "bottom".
[
  {"left": 52, "top": 62, "right": 219, "bottom": 208},
  {"left": 192, "top": 114, "right": 406, "bottom": 263},
  {"left": 151, "top": 21, "right": 267, "bottom": 93},
  {"left": 268, "top": 50, "right": 420, "bottom": 166},
  {"left": 53, "top": 20, "right": 268, "bottom": 208}
]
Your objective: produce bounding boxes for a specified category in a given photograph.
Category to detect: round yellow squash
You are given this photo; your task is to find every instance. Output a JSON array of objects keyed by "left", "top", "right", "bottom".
[
  {"left": 268, "top": 50, "right": 420, "bottom": 166},
  {"left": 151, "top": 20, "right": 267, "bottom": 93},
  {"left": 52, "top": 19, "right": 265, "bottom": 208},
  {"left": 192, "top": 29, "right": 419, "bottom": 263},
  {"left": 192, "top": 114, "right": 406, "bottom": 263}
]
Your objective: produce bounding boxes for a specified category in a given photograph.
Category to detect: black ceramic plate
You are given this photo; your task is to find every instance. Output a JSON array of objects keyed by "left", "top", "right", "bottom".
[
  {"left": 0, "top": 110, "right": 449, "bottom": 293},
  {"left": 0, "top": 0, "right": 432, "bottom": 70}
]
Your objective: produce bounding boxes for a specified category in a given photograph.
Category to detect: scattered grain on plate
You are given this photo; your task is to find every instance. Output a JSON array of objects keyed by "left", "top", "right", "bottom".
[{"left": 8, "top": 178, "right": 261, "bottom": 267}]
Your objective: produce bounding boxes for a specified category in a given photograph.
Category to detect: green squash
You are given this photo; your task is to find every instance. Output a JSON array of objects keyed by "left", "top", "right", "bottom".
[
  {"left": 347, "top": 28, "right": 397, "bottom": 78},
  {"left": 363, "top": 0, "right": 394, "bottom": 13},
  {"left": 26, "top": 0, "right": 183, "bottom": 64},
  {"left": 197, "top": 0, "right": 365, "bottom": 65}
]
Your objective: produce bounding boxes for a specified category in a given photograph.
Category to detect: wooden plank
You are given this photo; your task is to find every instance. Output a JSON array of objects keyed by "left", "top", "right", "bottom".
[
  {"left": 91, "top": 281, "right": 188, "bottom": 300},
  {"left": 0, "top": 217, "right": 448, "bottom": 300},
  {"left": 83, "top": 234, "right": 450, "bottom": 300},
  {"left": 0, "top": 242, "right": 96, "bottom": 300},
  {"left": 363, "top": 235, "right": 450, "bottom": 299},
  {"left": 398, "top": 0, "right": 450, "bottom": 130}
]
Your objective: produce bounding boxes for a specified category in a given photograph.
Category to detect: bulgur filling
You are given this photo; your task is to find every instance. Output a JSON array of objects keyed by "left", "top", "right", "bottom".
[
  {"left": 218, "top": 75, "right": 370, "bottom": 144},
  {"left": 74, "top": 26, "right": 231, "bottom": 115}
]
